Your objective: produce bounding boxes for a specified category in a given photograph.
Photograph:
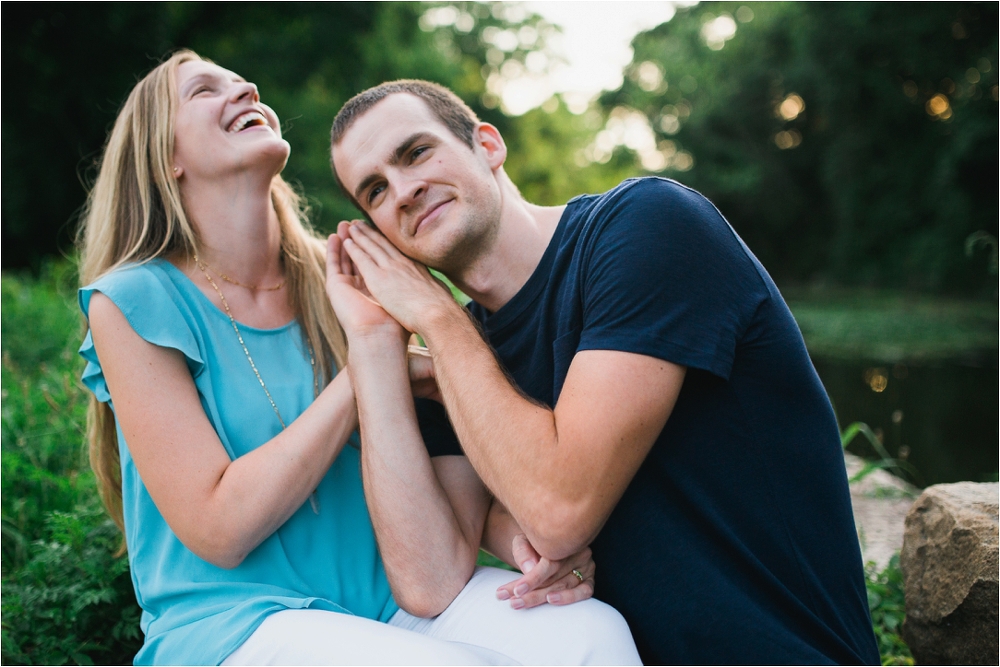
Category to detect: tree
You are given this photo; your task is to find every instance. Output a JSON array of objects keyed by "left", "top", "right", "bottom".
[{"left": 600, "top": 2, "right": 998, "bottom": 292}]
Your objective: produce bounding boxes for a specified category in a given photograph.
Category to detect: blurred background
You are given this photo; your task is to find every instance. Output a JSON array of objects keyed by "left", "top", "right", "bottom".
[{"left": 1, "top": 3, "right": 996, "bottom": 663}]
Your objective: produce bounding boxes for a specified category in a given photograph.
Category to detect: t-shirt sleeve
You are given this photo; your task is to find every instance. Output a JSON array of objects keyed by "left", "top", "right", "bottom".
[
  {"left": 576, "top": 178, "right": 769, "bottom": 380},
  {"left": 78, "top": 265, "right": 205, "bottom": 404},
  {"left": 414, "top": 398, "right": 464, "bottom": 457}
]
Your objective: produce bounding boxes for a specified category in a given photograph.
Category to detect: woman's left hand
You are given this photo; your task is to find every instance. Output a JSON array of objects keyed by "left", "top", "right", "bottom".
[
  {"left": 496, "top": 534, "right": 596, "bottom": 609},
  {"left": 325, "top": 223, "right": 406, "bottom": 344}
]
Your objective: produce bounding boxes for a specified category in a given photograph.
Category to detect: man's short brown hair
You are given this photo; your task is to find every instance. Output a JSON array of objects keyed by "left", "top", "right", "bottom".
[{"left": 330, "top": 79, "right": 480, "bottom": 150}]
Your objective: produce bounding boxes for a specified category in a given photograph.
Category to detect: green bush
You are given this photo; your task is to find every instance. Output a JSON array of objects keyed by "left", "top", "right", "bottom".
[
  {"left": 1, "top": 264, "right": 142, "bottom": 665},
  {"left": 866, "top": 555, "right": 913, "bottom": 666}
]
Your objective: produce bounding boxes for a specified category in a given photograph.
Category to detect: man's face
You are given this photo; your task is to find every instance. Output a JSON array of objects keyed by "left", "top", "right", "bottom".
[{"left": 332, "top": 93, "right": 502, "bottom": 270}]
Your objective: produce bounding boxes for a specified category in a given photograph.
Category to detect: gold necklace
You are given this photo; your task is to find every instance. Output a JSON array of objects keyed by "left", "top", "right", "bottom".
[
  {"left": 193, "top": 253, "right": 320, "bottom": 514},
  {"left": 198, "top": 255, "right": 286, "bottom": 291}
]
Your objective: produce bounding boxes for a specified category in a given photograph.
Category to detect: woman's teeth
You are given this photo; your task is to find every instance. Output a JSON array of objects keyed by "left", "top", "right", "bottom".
[{"left": 229, "top": 112, "right": 267, "bottom": 133}]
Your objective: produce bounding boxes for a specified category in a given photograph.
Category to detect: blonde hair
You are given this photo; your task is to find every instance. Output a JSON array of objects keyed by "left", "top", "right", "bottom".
[{"left": 77, "top": 49, "right": 347, "bottom": 539}]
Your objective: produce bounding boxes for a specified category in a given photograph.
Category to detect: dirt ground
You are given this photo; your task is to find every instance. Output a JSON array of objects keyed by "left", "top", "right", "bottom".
[{"left": 844, "top": 453, "right": 919, "bottom": 570}]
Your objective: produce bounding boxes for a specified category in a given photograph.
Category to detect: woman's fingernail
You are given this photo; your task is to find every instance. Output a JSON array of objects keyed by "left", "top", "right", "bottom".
[
  {"left": 510, "top": 598, "right": 525, "bottom": 610},
  {"left": 521, "top": 559, "right": 536, "bottom": 573},
  {"left": 496, "top": 589, "right": 510, "bottom": 600},
  {"left": 547, "top": 593, "right": 561, "bottom": 604},
  {"left": 514, "top": 584, "right": 529, "bottom": 597}
]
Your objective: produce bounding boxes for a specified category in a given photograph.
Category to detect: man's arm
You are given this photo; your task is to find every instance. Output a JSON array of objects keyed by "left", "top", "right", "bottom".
[{"left": 342, "top": 222, "right": 686, "bottom": 561}]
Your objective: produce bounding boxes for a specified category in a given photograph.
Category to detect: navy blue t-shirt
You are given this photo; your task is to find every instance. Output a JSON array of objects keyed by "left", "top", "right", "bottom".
[{"left": 418, "top": 178, "right": 879, "bottom": 665}]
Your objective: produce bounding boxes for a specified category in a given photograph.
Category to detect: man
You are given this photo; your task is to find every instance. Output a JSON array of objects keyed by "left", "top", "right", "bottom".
[{"left": 329, "top": 80, "right": 880, "bottom": 665}]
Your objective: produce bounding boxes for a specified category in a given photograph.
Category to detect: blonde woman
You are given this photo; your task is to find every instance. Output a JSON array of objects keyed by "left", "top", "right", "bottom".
[{"left": 77, "top": 50, "right": 638, "bottom": 665}]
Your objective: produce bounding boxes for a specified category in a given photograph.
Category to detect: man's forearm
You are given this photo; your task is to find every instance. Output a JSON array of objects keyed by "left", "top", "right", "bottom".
[
  {"left": 349, "top": 336, "right": 483, "bottom": 617},
  {"left": 419, "top": 306, "right": 593, "bottom": 560}
]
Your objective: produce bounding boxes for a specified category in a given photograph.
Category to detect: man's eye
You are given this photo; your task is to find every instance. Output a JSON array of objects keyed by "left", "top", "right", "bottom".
[
  {"left": 411, "top": 146, "right": 429, "bottom": 161},
  {"left": 367, "top": 184, "right": 385, "bottom": 204}
]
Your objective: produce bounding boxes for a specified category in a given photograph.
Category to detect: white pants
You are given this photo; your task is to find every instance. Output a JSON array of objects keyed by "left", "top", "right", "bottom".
[{"left": 222, "top": 567, "right": 641, "bottom": 665}]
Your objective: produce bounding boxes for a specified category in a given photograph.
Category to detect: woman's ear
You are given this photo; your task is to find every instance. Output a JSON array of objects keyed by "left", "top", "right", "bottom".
[
  {"left": 172, "top": 166, "right": 184, "bottom": 179},
  {"left": 474, "top": 123, "right": 507, "bottom": 170}
]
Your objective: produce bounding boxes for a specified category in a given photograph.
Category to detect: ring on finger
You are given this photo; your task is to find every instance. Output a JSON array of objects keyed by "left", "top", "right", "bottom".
[{"left": 571, "top": 569, "right": 585, "bottom": 583}]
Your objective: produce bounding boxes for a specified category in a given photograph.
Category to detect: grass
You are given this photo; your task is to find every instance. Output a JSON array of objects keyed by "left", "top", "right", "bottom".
[
  {"left": 2, "top": 263, "right": 941, "bottom": 664},
  {"left": 784, "top": 287, "right": 997, "bottom": 362}
]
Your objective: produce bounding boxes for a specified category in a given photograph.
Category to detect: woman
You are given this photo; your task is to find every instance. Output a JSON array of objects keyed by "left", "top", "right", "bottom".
[{"left": 77, "top": 50, "right": 639, "bottom": 665}]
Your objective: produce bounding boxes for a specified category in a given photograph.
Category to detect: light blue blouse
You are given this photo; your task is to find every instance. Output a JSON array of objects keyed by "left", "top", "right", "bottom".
[{"left": 79, "top": 259, "right": 397, "bottom": 665}]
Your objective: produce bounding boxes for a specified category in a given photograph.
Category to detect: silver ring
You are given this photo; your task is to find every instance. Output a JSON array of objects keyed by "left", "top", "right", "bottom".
[{"left": 572, "top": 569, "right": 584, "bottom": 583}]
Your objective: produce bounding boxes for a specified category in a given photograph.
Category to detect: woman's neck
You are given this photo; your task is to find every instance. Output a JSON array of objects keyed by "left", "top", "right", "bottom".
[
  {"left": 181, "top": 173, "right": 284, "bottom": 287},
  {"left": 172, "top": 173, "right": 296, "bottom": 329}
]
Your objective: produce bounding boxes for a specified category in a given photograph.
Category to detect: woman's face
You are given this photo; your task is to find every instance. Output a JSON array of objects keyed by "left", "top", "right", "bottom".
[{"left": 172, "top": 60, "right": 289, "bottom": 183}]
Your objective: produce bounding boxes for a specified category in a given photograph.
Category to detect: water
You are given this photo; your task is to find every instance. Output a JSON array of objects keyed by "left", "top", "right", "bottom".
[{"left": 812, "top": 358, "right": 999, "bottom": 488}]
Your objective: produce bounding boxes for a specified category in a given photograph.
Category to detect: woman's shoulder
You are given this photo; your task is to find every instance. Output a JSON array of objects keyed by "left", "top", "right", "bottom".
[
  {"left": 80, "top": 259, "right": 194, "bottom": 317},
  {"left": 79, "top": 259, "right": 206, "bottom": 383}
]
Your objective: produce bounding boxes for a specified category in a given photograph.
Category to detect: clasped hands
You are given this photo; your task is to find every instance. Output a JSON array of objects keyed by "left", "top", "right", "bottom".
[{"left": 324, "top": 220, "right": 596, "bottom": 609}]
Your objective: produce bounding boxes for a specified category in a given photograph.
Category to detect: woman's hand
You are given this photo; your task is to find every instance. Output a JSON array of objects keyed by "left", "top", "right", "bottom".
[
  {"left": 496, "top": 534, "right": 596, "bottom": 609},
  {"left": 325, "top": 222, "right": 406, "bottom": 344}
]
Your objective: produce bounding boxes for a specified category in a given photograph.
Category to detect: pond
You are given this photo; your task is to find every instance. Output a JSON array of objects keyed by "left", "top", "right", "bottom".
[{"left": 813, "top": 357, "right": 999, "bottom": 488}]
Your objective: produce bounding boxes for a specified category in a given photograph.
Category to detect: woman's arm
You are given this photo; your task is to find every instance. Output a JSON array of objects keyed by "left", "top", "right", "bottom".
[
  {"left": 88, "top": 292, "right": 358, "bottom": 569},
  {"left": 348, "top": 333, "right": 491, "bottom": 618}
]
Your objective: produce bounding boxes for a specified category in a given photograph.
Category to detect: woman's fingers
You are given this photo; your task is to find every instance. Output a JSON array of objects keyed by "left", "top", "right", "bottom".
[{"left": 510, "top": 570, "right": 596, "bottom": 609}]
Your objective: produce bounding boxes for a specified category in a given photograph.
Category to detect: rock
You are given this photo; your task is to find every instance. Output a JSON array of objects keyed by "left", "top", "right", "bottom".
[
  {"left": 900, "top": 482, "right": 999, "bottom": 665},
  {"left": 845, "top": 453, "right": 918, "bottom": 570}
]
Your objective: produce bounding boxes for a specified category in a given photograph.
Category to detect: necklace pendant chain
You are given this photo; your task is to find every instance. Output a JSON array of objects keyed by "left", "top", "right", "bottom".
[{"left": 194, "top": 254, "right": 320, "bottom": 514}]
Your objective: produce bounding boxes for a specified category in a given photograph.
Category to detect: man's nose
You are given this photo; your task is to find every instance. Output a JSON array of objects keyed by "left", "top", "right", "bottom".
[{"left": 397, "top": 176, "right": 427, "bottom": 210}]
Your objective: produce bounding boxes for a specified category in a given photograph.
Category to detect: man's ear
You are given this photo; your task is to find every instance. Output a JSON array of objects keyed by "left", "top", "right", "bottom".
[{"left": 474, "top": 123, "right": 507, "bottom": 170}]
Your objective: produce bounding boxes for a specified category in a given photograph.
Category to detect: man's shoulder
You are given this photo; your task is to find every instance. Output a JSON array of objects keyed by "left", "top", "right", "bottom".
[
  {"left": 569, "top": 176, "right": 706, "bottom": 208},
  {"left": 566, "top": 177, "right": 723, "bottom": 231}
]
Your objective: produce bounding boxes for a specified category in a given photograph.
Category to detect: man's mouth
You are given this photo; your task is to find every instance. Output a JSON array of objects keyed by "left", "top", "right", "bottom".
[
  {"left": 228, "top": 111, "right": 269, "bottom": 133},
  {"left": 414, "top": 199, "right": 453, "bottom": 235}
]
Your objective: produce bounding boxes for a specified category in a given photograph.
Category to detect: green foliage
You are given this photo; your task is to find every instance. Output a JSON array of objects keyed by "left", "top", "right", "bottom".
[
  {"left": 3, "top": 2, "right": 607, "bottom": 269},
  {"left": 604, "top": 2, "right": 998, "bottom": 293},
  {"left": 865, "top": 555, "right": 914, "bottom": 665},
  {"left": 786, "top": 288, "right": 998, "bottom": 361},
  {"left": 1, "top": 266, "right": 142, "bottom": 664},
  {"left": 1, "top": 508, "right": 142, "bottom": 666}
]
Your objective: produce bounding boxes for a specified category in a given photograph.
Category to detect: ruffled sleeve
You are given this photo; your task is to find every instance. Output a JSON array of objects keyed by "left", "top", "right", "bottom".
[{"left": 78, "top": 263, "right": 205, "bottom": 404}]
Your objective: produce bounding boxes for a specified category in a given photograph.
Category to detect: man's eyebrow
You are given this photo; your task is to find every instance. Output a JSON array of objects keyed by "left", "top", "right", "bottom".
[{"left": 352, "top": 132, "right": 434, "bottom": 202}]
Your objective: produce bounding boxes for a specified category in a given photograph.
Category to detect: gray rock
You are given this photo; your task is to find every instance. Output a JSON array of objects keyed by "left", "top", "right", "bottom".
[{"left": 900, "top": 482, "right": 999, "bottom": 665}]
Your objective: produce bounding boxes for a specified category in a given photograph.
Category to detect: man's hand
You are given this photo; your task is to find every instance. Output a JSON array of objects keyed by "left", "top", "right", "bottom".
[
  {"left": 495, "top": 534, "right": 596, "bottom": 609},
  {"left": 341, "top": 221, "right": 458, "bottom": 333},
  {"left": 407, "top": 344, "right": 442, "bottom": 403},
  {"left": 325, "top": 223, "right": 406, "bottom": 344}
]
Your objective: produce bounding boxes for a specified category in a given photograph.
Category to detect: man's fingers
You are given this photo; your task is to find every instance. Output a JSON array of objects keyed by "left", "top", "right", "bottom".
[
  {"left": 347, "top": 222, "right": 394, "bottom": 265},
  {"left": 349, "top": 218, "right": 407, "bottom": 259},
  {"left": 342, "top": 237, "right": 380, "bottom": 277}
]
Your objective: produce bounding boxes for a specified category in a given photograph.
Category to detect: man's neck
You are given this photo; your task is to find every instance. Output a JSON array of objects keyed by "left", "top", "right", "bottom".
[{"left": 448, "top": 184, "right": 565, "bottom": 314}]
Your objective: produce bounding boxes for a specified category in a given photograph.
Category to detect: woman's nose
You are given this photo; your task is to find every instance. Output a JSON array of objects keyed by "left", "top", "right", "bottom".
[{"left": 230, "top": 81, "right": 260, "bottom": 104}]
